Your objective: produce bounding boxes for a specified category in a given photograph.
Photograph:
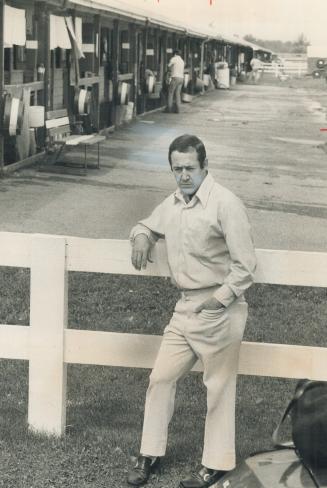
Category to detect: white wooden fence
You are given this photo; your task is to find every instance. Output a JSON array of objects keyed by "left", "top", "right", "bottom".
[
  {"left": 1, "top": 231, "right": 327, "bottom": 436},
  {"left": 262, "top": 62, "right": 308, "bottom": 77}
]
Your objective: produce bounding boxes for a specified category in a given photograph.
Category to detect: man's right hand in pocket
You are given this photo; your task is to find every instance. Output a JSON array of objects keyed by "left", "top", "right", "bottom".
[{"left": 131, "top": 234, "right": 153, "bottom": 270}]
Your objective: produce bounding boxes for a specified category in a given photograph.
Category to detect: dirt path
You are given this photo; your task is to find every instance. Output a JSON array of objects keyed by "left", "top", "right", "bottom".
[{"left": 1, "top": 81, "right": 327, "bottom": 251}]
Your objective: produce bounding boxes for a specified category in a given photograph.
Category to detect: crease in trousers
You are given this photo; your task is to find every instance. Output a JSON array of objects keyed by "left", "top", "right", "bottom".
[{"left": 140, "top": 286, "right": 248, "bottom": 471}]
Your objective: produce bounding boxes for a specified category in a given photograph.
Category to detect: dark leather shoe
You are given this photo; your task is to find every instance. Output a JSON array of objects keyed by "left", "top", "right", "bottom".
[
  {"left": 179, "top": 466, "right": 227, "bottom": 488},
  {"left": 127, "top": 455, "right": 160, "bottom": 486}
]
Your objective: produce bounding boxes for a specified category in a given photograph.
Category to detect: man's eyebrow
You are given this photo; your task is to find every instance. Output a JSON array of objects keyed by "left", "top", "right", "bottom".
[{"left": 172, "top": 164, "right": 196, "bottom": 168}]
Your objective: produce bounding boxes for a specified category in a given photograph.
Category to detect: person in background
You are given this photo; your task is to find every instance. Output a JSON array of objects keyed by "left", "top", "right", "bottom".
[
  {"left": 127, "top": 134, "right": 256, "bottom": 488},
  {"left": 250, "top": 53, "right": 262, "bottom": 84},
  {"left": 166, "top": 49, "right": 185, "bottom": 113}
]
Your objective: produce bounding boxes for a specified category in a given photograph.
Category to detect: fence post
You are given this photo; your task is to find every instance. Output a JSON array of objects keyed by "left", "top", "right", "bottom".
[
  {"left": 28, "top": 235, "right": 68, "bottom": 436},
  {"left": 275, "top": 64, "right": 279, "bottom": 78}
]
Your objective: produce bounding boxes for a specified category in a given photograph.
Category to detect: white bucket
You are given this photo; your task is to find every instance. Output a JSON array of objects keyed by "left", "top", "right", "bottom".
[
  {"left": 28, "top": 105, "right": 45, "bottom": 128},
  {"left": 182, "top": 93, "right": 192, "bottom": 103},
  {"left": 120, "top": 82, "right": 128, "bottom": 105},
  {"left": 146, "top": 75, "right": 155, "bottom": 93},
  {"left": 203, "top": 74, "right": 210, "bottom": 86},
  {"left": 183, "top": 73, "right": 190, "bottom": 88},
  {"left": 125, "top": 102, "right": 134, "bottom": 121},
  {"left": 218, "top": 68, "right": 230, "bottom": 89}
]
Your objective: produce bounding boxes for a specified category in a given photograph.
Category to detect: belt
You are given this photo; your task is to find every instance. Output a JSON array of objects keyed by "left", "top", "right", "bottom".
[{"left": 179, "top": 285, "right": 220, "bottom": 300}]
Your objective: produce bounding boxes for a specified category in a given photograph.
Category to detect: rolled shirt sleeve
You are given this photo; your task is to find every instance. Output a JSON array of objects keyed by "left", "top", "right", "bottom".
[
  {"left": 213, "top": 198, "right": 257, "bottom": 307},
  {"left": 129, "top": 201, "right": 166, "bottom": 245},
  {"left": 129, "top": 175, "right": 256, "bottom": 305}
]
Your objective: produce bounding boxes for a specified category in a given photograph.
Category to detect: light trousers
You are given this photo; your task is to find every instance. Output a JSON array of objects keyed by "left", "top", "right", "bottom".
[
  {"left": 167, "top": 77, "right": 184, "bottom": 113},
  {"left": 140, "top": 287, "right": 248, "bottom": 470},
  {"left": 252, "top": 70, "right": 261, "bottom": 83}
]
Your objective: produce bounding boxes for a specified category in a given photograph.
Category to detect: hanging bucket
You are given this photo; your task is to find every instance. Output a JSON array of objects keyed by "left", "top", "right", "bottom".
[
  {"left": 182, "top": 93, "right": 193, "bottom": 103},
  {"left": 74, "top": 88, "right": 91, "bottom": 115},
  {"left": 120, "top": 82, "right": 128, "bottom": 105},
  {"left": 146, "top": 75, "right": 155, "bottom": 93},
  {"left": 203, "top": 74, "right": 210, "bottom": 86},
  {"left": 183, "top": 73, "right": 190, "bottom": 88},
  {"left": 28, "top": 106, "right": 45, "bottom": 128},
  {"left": 125, "top": 102, "right": 134, "bottom": 121},
  {"left": 3, "top": 93, "right": 24, "bottom": 136},
  {"left": 118, "top": 82, "right": 129, "bottom": 105}
]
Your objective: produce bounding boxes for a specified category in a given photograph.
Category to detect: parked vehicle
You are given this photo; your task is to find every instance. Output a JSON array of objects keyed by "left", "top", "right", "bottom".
[{"left": 307, "top": 46, "right": 327, "bottom": 78}]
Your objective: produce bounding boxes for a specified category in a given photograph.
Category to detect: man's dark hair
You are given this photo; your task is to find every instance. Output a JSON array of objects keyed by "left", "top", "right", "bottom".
[
  {"left": 173, "top": 49, "right": 181, "bottom": 56},
  {"left": 168, "top": 134, "right": 207, "bottom": 168}
]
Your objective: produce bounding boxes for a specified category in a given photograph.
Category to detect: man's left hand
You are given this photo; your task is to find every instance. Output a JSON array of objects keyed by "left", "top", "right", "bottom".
[{"left": 194, "top": 297, "right": 224, "bottom": 313}]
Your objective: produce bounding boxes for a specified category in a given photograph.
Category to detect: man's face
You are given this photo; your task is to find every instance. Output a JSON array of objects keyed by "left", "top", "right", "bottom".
[{"left": 171, "top": 149, "right": 208, "bottom": 198}]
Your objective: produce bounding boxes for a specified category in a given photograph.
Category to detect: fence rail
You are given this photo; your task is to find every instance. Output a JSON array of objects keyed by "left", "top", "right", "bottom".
[
  {"left": 0, "top": 231, "right": 327, "bottom": 436},
  {"left": 262, "top": 62, "right": 308, "bottom": 77}
]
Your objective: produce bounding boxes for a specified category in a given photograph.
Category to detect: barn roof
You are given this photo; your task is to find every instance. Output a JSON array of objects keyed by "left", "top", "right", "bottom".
[{"left": 69, "top": 0, "right": 268, "bottom": 51}]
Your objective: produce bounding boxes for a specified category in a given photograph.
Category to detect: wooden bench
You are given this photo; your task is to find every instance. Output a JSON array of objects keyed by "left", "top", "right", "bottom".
[{"left": 45, "top": 109, "right": 106, "bottom": 172}]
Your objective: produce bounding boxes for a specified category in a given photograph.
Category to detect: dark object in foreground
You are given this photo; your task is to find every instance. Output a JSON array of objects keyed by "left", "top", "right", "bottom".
[
  {"left": 214, "top": 450, "right": 327, "bottom": 488},
  {"left": 273, "top": 380, "right": 327, "bottom": 474},
  {"left": 217, "top": 380, "right": 327, "bottom": 488},
  {"left": 290, "top": 380, "right": 327, "bottom": 472}
]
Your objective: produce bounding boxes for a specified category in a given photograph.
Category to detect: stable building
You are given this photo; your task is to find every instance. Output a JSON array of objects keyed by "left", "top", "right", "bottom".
[{"left": 0, "top": 0, "right": 257, "bottom": 173}]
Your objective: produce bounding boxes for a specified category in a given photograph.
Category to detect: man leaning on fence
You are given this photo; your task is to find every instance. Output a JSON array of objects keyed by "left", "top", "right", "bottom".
[{"left": 128, "top": 134, "right": 257, "bottom": 488}]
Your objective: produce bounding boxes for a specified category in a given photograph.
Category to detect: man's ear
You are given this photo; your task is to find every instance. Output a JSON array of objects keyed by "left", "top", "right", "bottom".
[{"left": 203, "top": 158, "right": 208, "bottom": 170}]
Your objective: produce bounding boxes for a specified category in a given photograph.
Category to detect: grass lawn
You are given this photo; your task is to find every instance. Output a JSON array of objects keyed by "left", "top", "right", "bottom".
[{"left": 0, "top": 267, "right": 326, "bottom": 488}]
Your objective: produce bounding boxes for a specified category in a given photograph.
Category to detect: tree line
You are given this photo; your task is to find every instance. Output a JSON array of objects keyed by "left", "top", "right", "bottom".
[{"left": 244, "top": 33, "right": 310, "bottom": 54}]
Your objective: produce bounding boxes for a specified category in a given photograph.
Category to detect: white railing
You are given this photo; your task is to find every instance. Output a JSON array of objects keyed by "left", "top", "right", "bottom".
[
  {"left": 262, "top": 62, "right": 308, "bottom": 77},
  {"left": 1, "top": 231, "right": 327, "bottom": 436}
]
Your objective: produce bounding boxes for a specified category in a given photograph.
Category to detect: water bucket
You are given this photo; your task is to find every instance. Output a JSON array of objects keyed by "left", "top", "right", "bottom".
[
  {"left": 28, "top": 105, "right": 45, "bottom": 128},
  {"left": 182, "top": 93, "right": 192, "bottom": 103},
  {"left": 125, "top": 102, "right": 134, "bottom": 121},
  {"left": 183, "top": 73, "right": 190, "bottom": 88},
  {"left": 218, "top": 68, "right": 230, "bottom": 89},
  {"left": 74, "top": 88, "right": 91, "bottom": 115},
  {"left": 119, "top": 82, "right": 129, "bottom": 105},
  {"left": 146, "top": 75, "right": 155, "bottom": 93},
  {"left": 203, "top": 74, "right": 210, "bottom": 86}
]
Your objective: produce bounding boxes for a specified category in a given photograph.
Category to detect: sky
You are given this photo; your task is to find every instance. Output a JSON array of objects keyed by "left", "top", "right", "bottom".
[{"left": 120, "top": 0, "right": 327, "bottom": 45}]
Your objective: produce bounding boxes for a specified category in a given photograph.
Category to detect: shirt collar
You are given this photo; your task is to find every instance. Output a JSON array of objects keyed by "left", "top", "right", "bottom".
[{"left": 174, "top": 172, "right": 215, "bottom": 208}]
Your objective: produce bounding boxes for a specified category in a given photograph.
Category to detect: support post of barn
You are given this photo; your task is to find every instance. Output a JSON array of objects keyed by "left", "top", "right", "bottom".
[
  {"left": 129, "top": 22, "right": 137, "bottom": 117},
  {"left": 28, "top": 235, "right": 68, "bottom": 436},
  {"left": 0, "top": 0, "right": 5, "bottom": 177},
  {"left": 37, "top": 2, "right": 50, "bottom": 112},
  {"left": 94, "top": 14, "right": 101, "bottom": 130},
  {"left": 142, "top": 24, "right": 148, "bottom": 114},
  {"left": 200, "top": 40, "right": 205, "bottom": 80},
  {"left": 112, "top": 19, "right": 119, "bottom": 126}
]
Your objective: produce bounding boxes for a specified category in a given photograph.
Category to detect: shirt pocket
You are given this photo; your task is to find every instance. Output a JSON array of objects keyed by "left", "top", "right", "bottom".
[{"left": 183, "top": 212, "right": 222, "bottom": 257}]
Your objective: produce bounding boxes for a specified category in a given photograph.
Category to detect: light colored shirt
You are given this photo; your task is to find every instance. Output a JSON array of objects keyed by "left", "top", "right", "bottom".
[
  {"left": 250, "top": 58, "right": 262, "bottom": 71},
  {"left": 168, "top": 55, "right": 185, "bottom": 78},
  {"left": 130, "top": 173, "right": 256, "bottom": 307}
]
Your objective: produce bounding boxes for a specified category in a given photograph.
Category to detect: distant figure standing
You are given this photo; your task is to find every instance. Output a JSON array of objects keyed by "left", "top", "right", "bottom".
[
  {"left": 167, "top": 49, "right": 185, "bottom": 113},
  {"left": 250, "top": 54, "right": 262, "bottom": 84}
]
